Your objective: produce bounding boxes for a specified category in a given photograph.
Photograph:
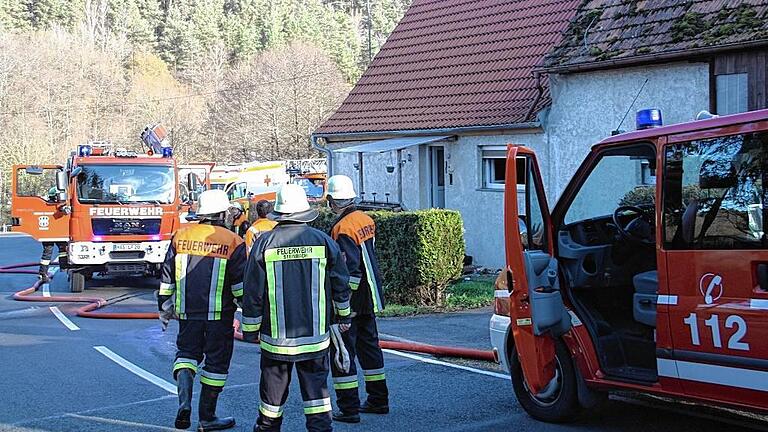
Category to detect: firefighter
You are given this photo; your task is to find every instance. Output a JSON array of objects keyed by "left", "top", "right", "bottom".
[
  {"left": 325, "top": 175, "right": 389, "bottom": 423},
  {"left": 158, "top": 189, "right": 246, "bottom": 431},
  {"left": 38, "top": 187, "right": 67, "bottom": 285},
  {"left": 242, "top": 184, "right": 352, "bottom": 432},
  {"left": 244, "top": 200, "right": 277, "bottom": 255}
]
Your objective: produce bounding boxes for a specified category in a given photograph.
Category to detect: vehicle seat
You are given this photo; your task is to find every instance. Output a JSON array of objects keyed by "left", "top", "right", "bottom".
[{"left": 633, "top": 270, "right": 658, "bottom": 327}]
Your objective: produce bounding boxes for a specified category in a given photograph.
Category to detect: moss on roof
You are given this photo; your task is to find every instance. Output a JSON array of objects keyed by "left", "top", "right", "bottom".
[{"left": 544, "top": 0, "right": 768, "bottom": 71}]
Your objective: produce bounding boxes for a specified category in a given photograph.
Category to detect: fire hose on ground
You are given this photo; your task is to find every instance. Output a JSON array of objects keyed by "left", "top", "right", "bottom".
[{"left": 5, "top": 262, "right": 498, "bottom": 362}]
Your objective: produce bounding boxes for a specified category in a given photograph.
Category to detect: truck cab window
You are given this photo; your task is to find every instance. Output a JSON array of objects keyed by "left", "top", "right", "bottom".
[
  {"left": 16, "top": 168, "right": 60, "bottom": 201},
  {"left": 517, "top": 157, "right": 547, "bottom": 251},
  {"left": 664, "top": 132, "right": 767, "bottom": 250}
]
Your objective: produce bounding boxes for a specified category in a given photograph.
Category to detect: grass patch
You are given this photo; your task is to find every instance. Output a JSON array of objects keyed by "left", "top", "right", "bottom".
[{"left": 379, "top": 275, "right": 496, "bottom": 317}]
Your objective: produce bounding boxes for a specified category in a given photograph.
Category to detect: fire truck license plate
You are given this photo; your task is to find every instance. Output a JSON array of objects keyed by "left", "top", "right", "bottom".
[{"left": 113, "top": 244, "right": 142, "bottom": 251}]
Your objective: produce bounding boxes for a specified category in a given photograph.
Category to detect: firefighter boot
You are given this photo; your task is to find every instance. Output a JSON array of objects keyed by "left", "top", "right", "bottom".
[
  {"left": 197, "top": 384, "right": 235, "bottom": 431},
  {"left": 175, "top": 369, "right": 194, "bottom": 429},
  {"left": 359, "top": 400, "right": 389, "bottom": 414},
  {"left": 332, "top": 410, "right": 360, "bottom": 423}
]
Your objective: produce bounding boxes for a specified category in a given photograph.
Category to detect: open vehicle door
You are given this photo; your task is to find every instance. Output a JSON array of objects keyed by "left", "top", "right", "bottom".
[
  {"left": 504, "top": 146, "right": 571, "bottom": 395},
  {"left": 11, "top": 165, "right": 70, "bottom": 241}
]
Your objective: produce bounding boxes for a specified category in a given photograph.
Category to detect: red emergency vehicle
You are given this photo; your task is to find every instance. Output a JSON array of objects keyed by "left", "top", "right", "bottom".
[
  {"left": 11, "top": 142, "right": 191, "bottom": 292},
  {"left": 490, "top": 108, "right": 768, "bottom": 422}
]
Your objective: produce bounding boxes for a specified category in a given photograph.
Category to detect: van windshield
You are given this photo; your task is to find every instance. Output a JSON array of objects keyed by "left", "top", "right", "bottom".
[{"left": 77, "top": 164, "right": 175, "bottom": 204}]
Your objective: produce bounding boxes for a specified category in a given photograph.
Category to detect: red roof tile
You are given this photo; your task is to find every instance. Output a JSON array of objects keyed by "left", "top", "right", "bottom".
[{"left": 316, "top": 0, "right": 582, "bottom": 135}]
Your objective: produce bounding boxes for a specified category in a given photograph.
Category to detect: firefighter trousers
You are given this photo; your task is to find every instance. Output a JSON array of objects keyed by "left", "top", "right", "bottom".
[
  {"left": 330, "top": 314, "right": 389, "bottom": 414},
  {"left": 39, "top": 242, "right": 68, "bottom": 275},
  {"left": 173, "top": 318, "right": 235, "bottom": 389},
  {"left": 256, "top": 355, "right": 332, "bottom": 432}
]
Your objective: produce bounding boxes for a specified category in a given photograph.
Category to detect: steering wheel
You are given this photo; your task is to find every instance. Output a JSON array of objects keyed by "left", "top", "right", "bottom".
[{"left": 612, "top": 205, "right": 654, "bottom": 246}]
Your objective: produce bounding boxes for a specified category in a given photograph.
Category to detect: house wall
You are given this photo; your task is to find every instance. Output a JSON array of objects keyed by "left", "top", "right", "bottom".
[
  {"left": 325, "top": 61, "right": 713, "bottom": 270},
  {"left": 331, "top": 142, "right": 431, "bottom": 210},
  {"left": 546, "top": 61, "right": 711, "bottom": 201},
  {"left": 444, "top": 132, "right": 547, "bottom": 269}
]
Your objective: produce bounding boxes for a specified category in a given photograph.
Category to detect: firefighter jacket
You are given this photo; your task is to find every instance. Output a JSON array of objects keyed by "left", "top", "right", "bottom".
[
  {"left": 242, "top": 221, "right": 352, "bottom": 361},
  {"left": 245, "top": 218, "right": 278, "bottom": 255},
  {"left": 331, "top": 208, "right": 385, "bottom": 315},
  {"left": 158, "top": 223, "right": 246, "bottom": 321}
]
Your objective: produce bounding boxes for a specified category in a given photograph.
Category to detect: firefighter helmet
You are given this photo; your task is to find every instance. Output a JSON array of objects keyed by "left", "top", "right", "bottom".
[
  {"left": 326, "top": 175, "right": 356, "bottom": 200},
  {"left": 273, "top": 184, "right": 310, "bottom": 214},
  {"left": 196, "top": 190, "right": 231, "bottom": 216}
]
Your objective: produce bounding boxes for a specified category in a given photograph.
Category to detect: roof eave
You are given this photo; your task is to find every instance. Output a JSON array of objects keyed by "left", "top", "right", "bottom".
[
  {"left": 538, "top": 39, "right": 768, "bottom": 75},
  {"left": 313, "top": 122, "right": 543, "bottom": 143}
]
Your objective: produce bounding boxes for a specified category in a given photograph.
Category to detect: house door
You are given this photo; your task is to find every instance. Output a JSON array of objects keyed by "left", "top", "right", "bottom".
[{"left": 430, "top": 146, "right": 445, "bottom": 208}]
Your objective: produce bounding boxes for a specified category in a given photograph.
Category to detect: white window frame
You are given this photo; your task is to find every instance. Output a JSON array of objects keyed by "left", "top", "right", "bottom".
[{"left": 481, "top": 146, "right": 507, "bottom": 190}]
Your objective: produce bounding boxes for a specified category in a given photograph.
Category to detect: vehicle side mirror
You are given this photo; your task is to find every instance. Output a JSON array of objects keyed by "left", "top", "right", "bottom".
[
  {"left": 187, "top": 173, "right": 199, "bottom": 194},
  {"left": 25, "top": 166, "right": 44, "bottom": 175},
  {"left": 55, "top": 170, "right": 69, "bottom": 202},
  {"left": 699, "top": 161, "right": 737, "bottom": 190},
  {"left": 70, "top": 167, "right": 83, "bottom": 178}
]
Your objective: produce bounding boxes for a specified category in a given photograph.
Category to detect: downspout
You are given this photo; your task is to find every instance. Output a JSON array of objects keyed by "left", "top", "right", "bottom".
[
  {"left": 524, "top": 71, "right": 544, "bottom": 122},
  {"left": 311, "top": 134, "right": 333, "bottom": 176}
]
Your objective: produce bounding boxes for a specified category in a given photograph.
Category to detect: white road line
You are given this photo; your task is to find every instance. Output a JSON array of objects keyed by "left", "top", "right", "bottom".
[
  {"left": 49, "top": 307, "right": 80, "bottom": 331},
  {"left": 94, "top": 346, "right": 177, "bottom": 395},
  {"left": 382, "top": 349, "right": 509, "bottom": 380},
  {"left": 66, "top": 414, "right": 180, "bottom": 431}
]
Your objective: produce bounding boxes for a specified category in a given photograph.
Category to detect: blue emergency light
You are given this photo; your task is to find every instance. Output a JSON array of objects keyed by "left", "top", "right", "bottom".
[
  {"left": 636, "top": 109, "right": 663, "bottom": 130},
  {"left": 162, "top": 147, "right": 173, "bottom": 158},
  {"left": 78, "top": 144, "right": 92, "bottom": 157}
]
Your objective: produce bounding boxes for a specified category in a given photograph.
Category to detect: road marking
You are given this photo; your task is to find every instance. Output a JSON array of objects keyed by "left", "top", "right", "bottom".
[
  {"left": 49, "top": 307, "right": 80, "bottom": 330},
  {"left": 382, "top": 349, "right": 508, "bottom": 380},
  {"left": 94, "top": 346, "right": 177, "bottom": 395},
  {"left": 66, "top": 414, "right": 180, "bottom": 431}
]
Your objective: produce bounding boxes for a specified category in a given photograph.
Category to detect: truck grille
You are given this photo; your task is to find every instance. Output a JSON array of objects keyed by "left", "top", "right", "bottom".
[
  {"left": 92, "top": 218, "right": 161, "bottom": 235},
  {"left": 109, "top": 251, "right": 146, "bottom": 260},
  {"left": 107, "top": 263, "right": 146, "bottom": 273}
]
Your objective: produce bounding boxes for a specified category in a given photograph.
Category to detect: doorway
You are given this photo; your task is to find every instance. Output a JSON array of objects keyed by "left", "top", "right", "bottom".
[{"left": 430, "top": 146, "right": 445, "bottom": 208}]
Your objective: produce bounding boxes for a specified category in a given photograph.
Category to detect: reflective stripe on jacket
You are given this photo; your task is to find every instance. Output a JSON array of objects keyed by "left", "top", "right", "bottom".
[
  {"left": 158, "top": 223, "right": 246, "bottom": 320},
  {"left": 330, "top": 209, "right": 384, "bottom": 314},
  {"left": 245, "top": 218, "right": 278, "bottom": 255},
  {"left": 242, "top": 222, "right": 352, "bottom": 361}
]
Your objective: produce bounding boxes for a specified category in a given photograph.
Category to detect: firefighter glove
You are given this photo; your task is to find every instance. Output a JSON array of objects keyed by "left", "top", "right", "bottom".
[
  {"left": 159, "top": 298, "right": 176, "bottom": 331},
  {"left": 330, "top": 324, "right": 351, "bottom": 373}
]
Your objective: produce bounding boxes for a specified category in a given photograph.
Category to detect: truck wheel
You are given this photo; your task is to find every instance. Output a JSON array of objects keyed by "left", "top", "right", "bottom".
[
  {"left": 70, "top": 270, "right": 86, "bottom": 293},
  {"left": 509, "top": 339, "right": 580, "bottom": 423}
]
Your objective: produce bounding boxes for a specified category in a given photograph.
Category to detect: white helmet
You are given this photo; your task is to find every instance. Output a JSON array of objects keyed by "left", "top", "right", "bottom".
[
  {"left": 326, "top": 175, "right": 356, "bottom": 200},
  {"left": 273, "top": 184, "right": 310, "bottom": 214},
  {"left": 196, "top": 189, "right": 231, "bottom": 216}
]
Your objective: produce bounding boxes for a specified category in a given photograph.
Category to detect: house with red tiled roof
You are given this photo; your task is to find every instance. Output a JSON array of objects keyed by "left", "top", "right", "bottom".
[{"left": 314, "top": 0, "right": 768, "bottom": 268}]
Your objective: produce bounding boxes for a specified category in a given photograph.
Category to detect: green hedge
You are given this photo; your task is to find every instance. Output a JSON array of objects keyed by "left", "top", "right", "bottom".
[{"left": 311, "top": 208, "right": 465, "bottom": 307}]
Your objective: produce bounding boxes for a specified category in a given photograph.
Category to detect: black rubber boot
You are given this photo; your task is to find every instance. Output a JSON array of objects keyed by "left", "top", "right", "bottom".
[
  {"left": 359, "top": 400, "right": 389, "bottom": 414},
  {"left": 175, "top": 369, "right": 194, "bottom": 429},
  {"left": 332, "top": 410, "right": 360, "bottom": 423},
  {"left": 197, "top": 384, "right": 235, "bottom": 431}
]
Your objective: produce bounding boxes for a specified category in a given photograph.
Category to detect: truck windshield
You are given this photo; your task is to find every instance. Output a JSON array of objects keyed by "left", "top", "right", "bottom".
[{"left": 77, "top": 164, "right": 175, "bottom": 204}]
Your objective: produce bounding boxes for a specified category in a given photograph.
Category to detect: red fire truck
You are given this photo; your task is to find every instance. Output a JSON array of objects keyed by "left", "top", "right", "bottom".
[
  {"left": 11, "top": 141, "right": 191, "bottom": 292},
  {"left": 490, "top": 108, "right": 768, "bottom": 422}
]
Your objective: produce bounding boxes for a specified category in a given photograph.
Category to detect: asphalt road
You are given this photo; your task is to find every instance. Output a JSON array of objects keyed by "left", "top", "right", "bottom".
[{"left": 0, "top": 234, "right": 762, "bottom": 431}]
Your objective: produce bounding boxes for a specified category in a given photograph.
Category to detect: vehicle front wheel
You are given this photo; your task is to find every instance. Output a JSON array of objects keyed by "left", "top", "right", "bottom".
[
  {"left": 509, "top": 339, "right": 580, "bottom": 423},
  {"left": 70, "top": 270, "right": 85, "bottom": 293}
]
